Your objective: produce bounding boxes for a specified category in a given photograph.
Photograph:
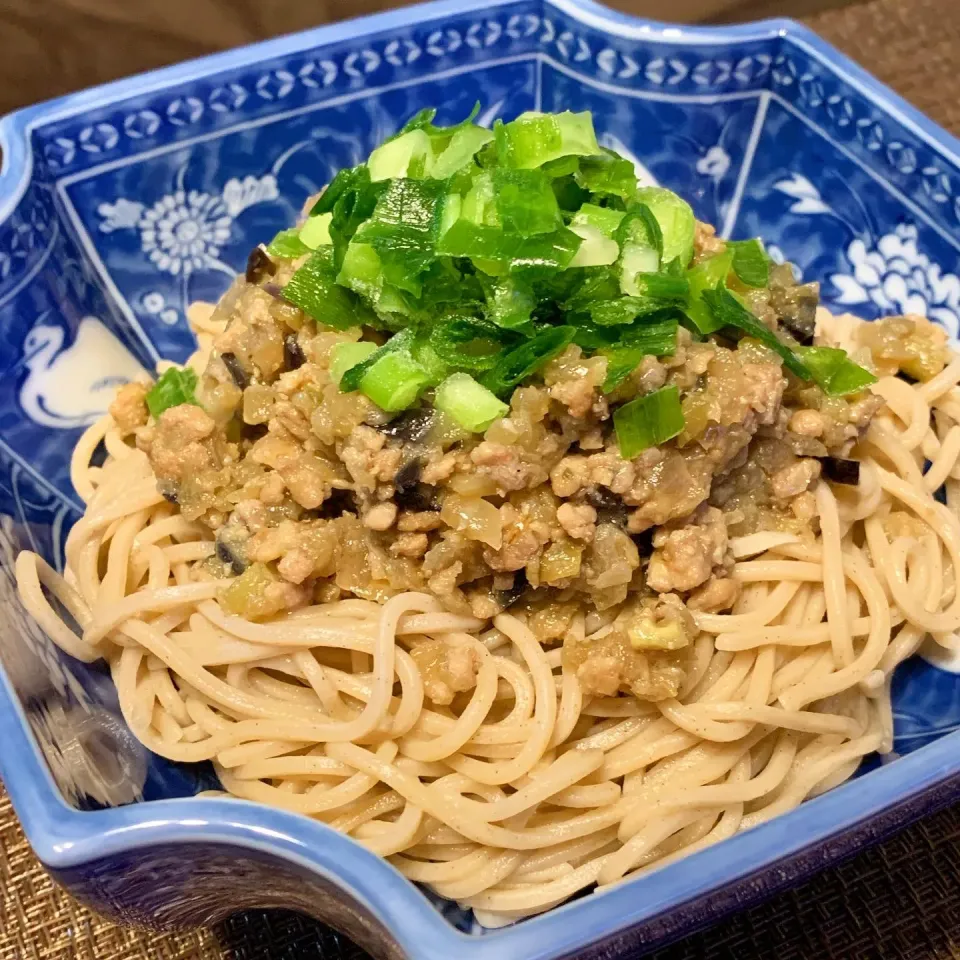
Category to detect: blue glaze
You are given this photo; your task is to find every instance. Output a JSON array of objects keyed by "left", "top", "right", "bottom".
[{"left": 2, "top": 2, "right": 960, "bottom": 956}]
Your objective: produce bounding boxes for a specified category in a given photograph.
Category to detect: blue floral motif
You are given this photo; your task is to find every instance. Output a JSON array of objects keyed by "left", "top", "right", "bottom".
[
  {"left": 770, "top": 172, "right": 960, "bottom": 336},
  {"left": 97, "top": 168, "right": 278, "bottom": 279},
  {"left": 833, "top": 225, "right": 960, "bottom": 336}
]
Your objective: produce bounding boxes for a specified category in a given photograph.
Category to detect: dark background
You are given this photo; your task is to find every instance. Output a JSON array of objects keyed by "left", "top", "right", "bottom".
[{"left": 0, "top": 0, "right": 858, "bottom": 117}]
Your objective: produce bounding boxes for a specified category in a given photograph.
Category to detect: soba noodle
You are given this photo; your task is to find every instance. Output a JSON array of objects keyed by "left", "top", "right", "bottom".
[{"left": 15, "top": 305, "right": 960, "bottom": 925}]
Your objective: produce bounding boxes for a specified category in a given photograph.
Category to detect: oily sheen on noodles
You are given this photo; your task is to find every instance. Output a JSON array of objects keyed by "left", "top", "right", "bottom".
[{"left": 15, "top": 308, "right": 960, "bottom": 926}]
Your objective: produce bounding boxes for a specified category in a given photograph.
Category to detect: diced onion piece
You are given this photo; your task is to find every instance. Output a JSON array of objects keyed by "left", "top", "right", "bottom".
[
  {"left": 628, "top": 617, "right": 689, "bottom": 651},
  {"left": 539, "top": 540, "right": 583, "bottom": 584},
  {"left": 440, "top": 494, "right": 502, "bottom": 549},
  {"left": 435, "top": 373, "right": 509, "bottom": 433}
]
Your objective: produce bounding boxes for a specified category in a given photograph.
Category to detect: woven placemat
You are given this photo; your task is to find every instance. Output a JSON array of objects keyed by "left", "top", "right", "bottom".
[{"left": 3, "top": 0, "right": 960, "bottom": 957}]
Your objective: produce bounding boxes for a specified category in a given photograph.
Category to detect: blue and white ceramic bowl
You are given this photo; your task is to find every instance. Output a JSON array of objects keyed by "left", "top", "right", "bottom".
[{"left": 3, "top": 1, "right": 960, "bottom": 957}]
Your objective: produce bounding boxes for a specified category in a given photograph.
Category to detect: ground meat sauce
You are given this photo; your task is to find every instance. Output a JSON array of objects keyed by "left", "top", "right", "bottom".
[{"left": 115, "top": 223, "right": 948, "bottom": 705}]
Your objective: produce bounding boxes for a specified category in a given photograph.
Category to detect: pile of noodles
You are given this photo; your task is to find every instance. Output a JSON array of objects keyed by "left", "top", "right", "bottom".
[{"left": 16, "top": 304, "right": 960, "bottom": 926}]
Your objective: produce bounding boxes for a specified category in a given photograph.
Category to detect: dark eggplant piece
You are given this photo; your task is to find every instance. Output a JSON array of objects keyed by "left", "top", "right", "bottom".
[
  {"left": 770, "top": 274, "right": 819, "bottom": 346},
  {"left": 394, "top": 458, "right": 423, "bottom": 495},
  {"left": 215, "top": 535, "right": 247, "bottom": 575},
  {"left": 819, "top": 456, "right": 860, "bottom": 486},
  {"left": 393, "top": 459, "right": 440, "bottom": 511},
  {"left": 221, "top": 352, "right": 249, "bottom": 390},
  {"left": 241, "top": 421, "right": 269, "bottom": 442},
  {"left": 631, "top": 527, "right": 655, "bottom": 558},
  {"left": 583, "top": 486, "right": 630, "bottom": 529},
  {"left": 319, "top": 488, "right": 358, "bottom": 519},
  {"left": 495, "top": 570, "right": 528, "bottom": 610},
  {"left": 284, "top": 334, "right": 306, "bottom": 371},
  {"left": 246, "top": 246, "right": 276, "bottom": 285},
  {"left": 161, "top": 487, "right": 179, "bottom": 505},
  {"left": 379, "top": 407, "right": 435, "bottom": 444}
]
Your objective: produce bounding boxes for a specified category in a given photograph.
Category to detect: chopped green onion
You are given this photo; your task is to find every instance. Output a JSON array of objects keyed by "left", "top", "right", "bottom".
[
  {"left": 575, "top": 151, "right": 638, "bottom": 200},
  {"left": 569, "top": 221, "right": 620, "bottom": 268},
  {"left": 635, "top": 273, "right": 690, "bottom": 302},
  {"left": 571, "top": 203, "right": 625, "bottom": 236},
  {"left": 431, "top": 125, "right": 494, "bottom": 178},
  {"left": 483, "top": 276, "right": 536, "bottom": 331},
  {"left": 635, "top": 187, "right": 695, "bottom": 269},
  {"left": 493, "top": 169, "right": 562, "bottom": 237},
  {"left": 340, "top": 329, "right": 416, "bottom": 394},
  {"left": 683, "top": 249, "right": 735, "bottom": 334},
  {"left": 601, "top": 315, "right": 679, "bottom": 392},
  {"left": 587, "top": 276, "right": 685, "bottom": 326},
  {"left": 266, "top": 227, "right": 311, "bottom": 259},
  {"left": 360, "top": 350, "right": 432, "bottom": 411},
  {"left": 568, "top": 204, "right": 623, "bottom": 268},
  {"left": 428, "top": 316, "right": 510, "bottom": 371},
  {"left": 435, "top": 372, "right": 509, "bottom": 432},
  {"left": 496, "top": 111, "right": 602, "bottom": 169},
  {"left": 461, "top": 172, "right": 499, "bottom": 226},
  {"left": 367, "top": 129, "right": 432, "bottom": 181},
  {"left": 614, "top": 385, "right": 685, "bottom": 458},
  {"left": 146, "top": 368, "right": 199, "bottom": 419},
  {"left": 700, "top": 283, "right": 810, "bottom": 379},
  {"left": 437, "top": 221, "right": 582, "bottom": 271},
  {"left": 336, "top": 242, "right": 383, "bottom": 305},
  {"left": 729, "top": 238, "right": 770, "bottom": 288},
  {"left": 481, "top": 326, "right": 576, "bottom": 397},
  {"left": 299, "top": 212, "right": 333, "bottom": 249},
  {"left": 541, "top": 155, "right": 581, "bottom": 178},
  {"left": 284, "top": 249, "right": 375, "bottom": 330},
  {"left": 616, "top": 205, "right": 662, "bottom": 296},
  {"left": 398, "top": 102, "right": 482, "bottom": 138},
  {"left": 798, "top": 346, "right": 878, "bottom": 396},
  {"left": 329, "top": 341, "right": 377, "bottom": 385}
]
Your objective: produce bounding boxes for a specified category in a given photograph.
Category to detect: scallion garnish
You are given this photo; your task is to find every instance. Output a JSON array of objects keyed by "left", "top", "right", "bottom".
[
  {"left": 146, "top": 368, "right": 199, "bottom": 419},
  {"left": 359, "top": 350, "right": 432, "bottom": 412},
  {"left": 481, "top": 326, "right": 576, "bottom": 397},
  {"left": 435, "top": 372, "right": 509, "bottom": 432},
  {"left": 339, "top": 328, "right": 416, "bottom": 394},
  {"left": 635, "top": 187, "right": 695, "bottom": 269},
  {"left": 613, "top": 385, "right": 685, "bottom": 458},
  {"left": 729, "top": 238, "right": 770, "bottom": 288},
  {"left": 266, "top": 227, "right": 311, "bottom": 259},
  {"left": 601, "top": 314, "right": 679, "bottom": 393},
  {"left": 683, "top": 250, "right": 735, "bottom": 335},
  {"left": 494, "top": 111, "right": 602, "bottom": 169},
  {"left": 261, "top": 106, "right": 862, "bottom": 428},
  {"left": 330, "top": 341, "right": 377, "bottom": 386},
  {"left": 700, "top": 282, "right": 811, "bottom": 379},
  {"left": 299, "top": 212, "right": 333, "bottom": 250},
  {"left": 283, "top": 249, "right": 375, "bottom": 330},
  {"left": 799, "top": 346, "right": 878, "bottom": 396}
]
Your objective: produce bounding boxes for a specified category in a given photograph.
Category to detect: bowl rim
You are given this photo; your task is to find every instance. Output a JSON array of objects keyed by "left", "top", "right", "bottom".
[{"left": 3, "top": 1, "right": 960, "bottom": 957}]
